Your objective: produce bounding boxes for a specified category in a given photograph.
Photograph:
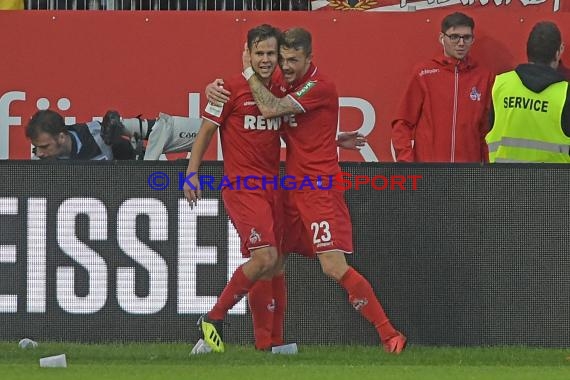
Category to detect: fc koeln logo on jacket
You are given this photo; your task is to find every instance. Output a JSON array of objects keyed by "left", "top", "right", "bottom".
[{"left": 469, "top": 87, "right": 482, "bottom": 101}]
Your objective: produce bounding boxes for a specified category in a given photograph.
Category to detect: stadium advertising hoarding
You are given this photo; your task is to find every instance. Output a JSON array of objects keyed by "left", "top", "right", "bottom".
[{"left": 2, "top": 161, "right": 570, "bottom": 347}]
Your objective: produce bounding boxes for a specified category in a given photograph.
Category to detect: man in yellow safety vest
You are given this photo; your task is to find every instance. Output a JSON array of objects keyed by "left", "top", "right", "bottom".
[{"left": 487, "top": 21, "right": 570, "bottom": 163}]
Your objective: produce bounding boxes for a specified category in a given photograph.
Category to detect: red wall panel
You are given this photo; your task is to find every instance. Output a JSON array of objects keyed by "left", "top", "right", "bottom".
[{"left": 1, "top": 9, "right": 569, "bottom": 161}]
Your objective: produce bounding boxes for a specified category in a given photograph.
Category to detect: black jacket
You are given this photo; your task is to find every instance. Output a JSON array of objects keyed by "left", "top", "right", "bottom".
[{"left": 67, "top": 122, "right": 113, "bottom": 160}]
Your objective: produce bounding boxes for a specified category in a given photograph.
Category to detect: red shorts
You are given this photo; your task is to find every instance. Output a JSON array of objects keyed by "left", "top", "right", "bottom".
[
  {"left": 222, "top": 188, "right": 284, "bottom": 258},
  {"left": 283, "top": 189, "right": 353, "bottom": 258}
]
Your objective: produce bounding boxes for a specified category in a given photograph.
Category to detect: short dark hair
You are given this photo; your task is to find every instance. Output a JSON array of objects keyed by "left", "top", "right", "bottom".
[
  {"left": 247, "top": 24, "right": 281, "bottom": 51},
  {"left": 26, "top": 110, "right": 67, "bottom": 140},
  {"left": 441, "top": 12, "right": 475, "bottom": 33},
  {"left": 280, "top": 27, "right": 312, "bottom": 57},
  {"left": 527, "top": 21, "right": 562, "bottom": 65}
]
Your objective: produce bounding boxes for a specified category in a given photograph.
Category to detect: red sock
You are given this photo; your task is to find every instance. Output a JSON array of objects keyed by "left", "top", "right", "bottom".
[
  {"left": 271, "top": 273, "right": 287, "bottom": 346},
  {"left": 339, "top": 266, "right": 397, "bottom": 342},
  {"left": 248, "top": 279, "right": 274, "bottom": 350},
  {"left": 209, "top": 265, "right": 254, "bottom": 321}
]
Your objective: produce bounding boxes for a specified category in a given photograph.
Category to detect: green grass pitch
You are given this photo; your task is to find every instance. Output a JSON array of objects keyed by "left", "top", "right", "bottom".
[{"left": 2, "top": 342, "right": 570, "bottom": 380}]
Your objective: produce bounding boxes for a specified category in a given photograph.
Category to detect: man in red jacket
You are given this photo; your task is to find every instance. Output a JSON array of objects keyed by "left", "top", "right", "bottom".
[{"left": 391, "top": 12, "right": 494, "bottom": 162}]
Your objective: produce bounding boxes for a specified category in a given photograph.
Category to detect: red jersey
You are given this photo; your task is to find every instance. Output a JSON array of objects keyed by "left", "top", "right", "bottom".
[
  {"left": 392, "top": 54, "right": 493, "bottom": 162},
  {"left": 202, "top": 74, "right": 284, "bottom": 184},
  {"left": 276, "top": 64, "right": 340, "bottom": 183}
]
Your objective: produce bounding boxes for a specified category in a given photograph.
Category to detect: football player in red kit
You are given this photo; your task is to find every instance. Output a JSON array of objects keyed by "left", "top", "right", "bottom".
[{"left": 242, "top": 27, "right": 407, "bottom": 354}]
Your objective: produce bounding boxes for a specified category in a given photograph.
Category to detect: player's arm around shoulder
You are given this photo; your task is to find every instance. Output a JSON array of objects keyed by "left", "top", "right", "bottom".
[
  {"left": 241, "top": 44, "right": 303, "bottom": 119},
  {"left": 205, "top": 78, "right": 231, "bottom": 107},
  {"left": 246, "top": 73, "right": 303, "bottom": 119}
]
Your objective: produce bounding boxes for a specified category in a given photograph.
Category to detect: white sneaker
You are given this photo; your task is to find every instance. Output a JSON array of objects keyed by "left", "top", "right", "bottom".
[{"left": 190, "top": 338, "right": 213, "bottom": 355}]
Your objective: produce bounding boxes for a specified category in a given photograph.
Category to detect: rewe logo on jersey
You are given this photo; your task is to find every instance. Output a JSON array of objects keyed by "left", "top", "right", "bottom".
[
  {"left": 243, "top": 114, "right": 298, "bottom": 130},
  {"left": 243, "top": 115, "right": 282, "bottom": 130}
]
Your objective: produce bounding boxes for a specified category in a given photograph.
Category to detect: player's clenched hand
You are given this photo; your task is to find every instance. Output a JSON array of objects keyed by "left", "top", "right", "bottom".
[
  {"left": 206, "top": 79, "right": 230, "bottom": 106},
  {"left": 183, "top": 174, "right": 201, "bottom": 209},
  {"left": 337, "top": 131, "right": 367, "bottom": 150}
]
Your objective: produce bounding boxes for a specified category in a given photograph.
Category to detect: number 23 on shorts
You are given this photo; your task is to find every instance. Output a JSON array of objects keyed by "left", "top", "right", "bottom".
[{"left": 311, "top": 220, "right": 331, "bottom": 244}]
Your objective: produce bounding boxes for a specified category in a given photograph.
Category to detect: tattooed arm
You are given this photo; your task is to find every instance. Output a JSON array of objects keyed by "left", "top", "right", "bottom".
[
  {"left": 246, "top": 73, "right": 303, "bottom": 119},
  {"left": 242, "top": 46, "right": 303, "bottom": 119}
]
